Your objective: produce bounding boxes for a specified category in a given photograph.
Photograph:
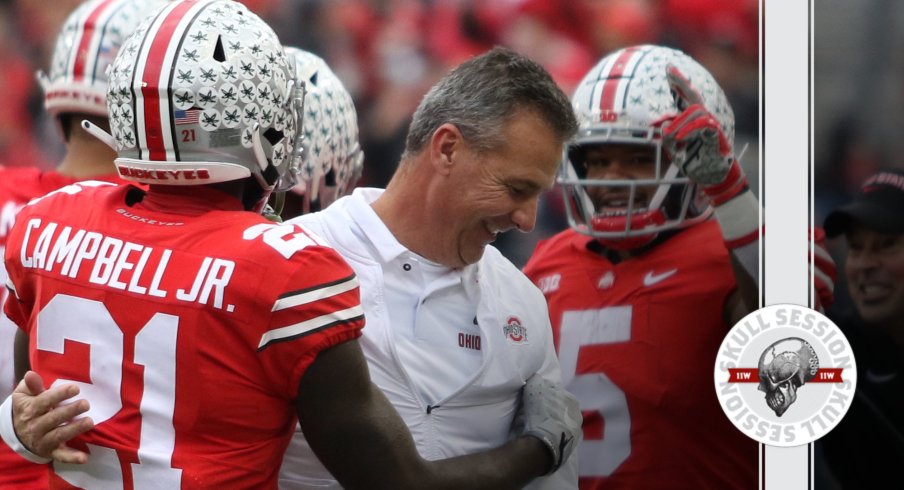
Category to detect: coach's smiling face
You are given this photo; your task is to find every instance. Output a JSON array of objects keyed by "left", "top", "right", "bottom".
[{"left": 844, "top": 222, "right": 904, "bottom": 332}]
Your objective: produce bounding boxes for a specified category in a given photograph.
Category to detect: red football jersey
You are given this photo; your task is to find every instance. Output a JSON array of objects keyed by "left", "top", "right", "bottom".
[
  {"left": 0, "top": 167, "right": 128, "bottom": 488},
  {"left": 524, "top": 220, "right": 757, "bottom": 489},
  {"left": 3, "top": 183, "right": 364, "bottom": 489}
]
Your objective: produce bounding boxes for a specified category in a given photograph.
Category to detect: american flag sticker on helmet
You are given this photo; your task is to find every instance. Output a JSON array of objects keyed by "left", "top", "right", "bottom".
[{"left": 175, "top": 108, "right": 200, "bottom": 125}]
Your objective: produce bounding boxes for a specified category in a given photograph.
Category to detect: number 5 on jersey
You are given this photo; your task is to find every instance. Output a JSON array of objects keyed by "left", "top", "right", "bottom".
[{"left": 558, "top": 306, "right": 633, "bottom": 477}]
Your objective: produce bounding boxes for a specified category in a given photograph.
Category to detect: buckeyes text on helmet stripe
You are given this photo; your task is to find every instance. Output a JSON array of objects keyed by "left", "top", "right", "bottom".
[
  {"left": 68, "top": 0, "right": 119, "bottom": 85},
  {"left": 594, "top": 45, "right": 647, "bottom": 115},
  {"left": 133, "top": 0, "right": 212, "bottom": 162}
]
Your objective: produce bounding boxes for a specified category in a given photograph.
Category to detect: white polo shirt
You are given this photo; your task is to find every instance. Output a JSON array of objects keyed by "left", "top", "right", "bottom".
[
  {"left": 280, "top": 188, "right": 577, "bottom": 489},
  {"left": 367, "top": 209, "right": 483, "bottom": 406}
]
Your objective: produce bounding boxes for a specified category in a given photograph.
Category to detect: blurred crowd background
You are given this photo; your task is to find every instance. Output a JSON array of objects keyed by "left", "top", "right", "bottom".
[
  {"left": 815, "top": 0, "right": 904, "bottom": 312},
  {"left": 815, "top": 0, "right": 904, "bottom": 221},
  {"left": 0, "top": 0, "right": 758, "bottom": 266}
]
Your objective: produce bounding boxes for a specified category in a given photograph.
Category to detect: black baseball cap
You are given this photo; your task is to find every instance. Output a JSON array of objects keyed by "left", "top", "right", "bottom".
[{"left": 824, "top": 168, "right": 904, "bottom": 237}]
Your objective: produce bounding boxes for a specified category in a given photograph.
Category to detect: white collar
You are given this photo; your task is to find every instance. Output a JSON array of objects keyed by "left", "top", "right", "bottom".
[{"left": 345, "top": 187, "right": 449, "bottom": 272}]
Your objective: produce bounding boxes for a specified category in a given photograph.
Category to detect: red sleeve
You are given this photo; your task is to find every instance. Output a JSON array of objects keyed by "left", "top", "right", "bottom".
[
  {"left": 2, "top": 283, "right": 30, "bottom": 332},
  {"left": 523, "top": 235, "right": 556, "bottom": 282},
  {"left": 256, "top": 243, "right": 364, "bottom": 399},
  {"left": 2, "top": 208, "right": 33, "bottom": 332}
]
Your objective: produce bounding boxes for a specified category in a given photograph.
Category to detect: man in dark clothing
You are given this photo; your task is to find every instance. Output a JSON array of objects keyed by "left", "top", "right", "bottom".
[{"left": 818, "top": 168, "right": 904, "bottom": 488}]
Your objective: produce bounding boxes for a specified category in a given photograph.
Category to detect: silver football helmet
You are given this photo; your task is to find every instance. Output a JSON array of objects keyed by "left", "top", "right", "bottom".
[
  {"left": 89, "top": 0, "right": 302, "bottom": 202},
  {"left": 286, "top": 47, "right": 363, "bottom": 213},
  {"left": 39, "top": 0, "right": 170, "bottom": 118},
  {"left": 561, "top": 44, "right": 734, "bottom": 249}
]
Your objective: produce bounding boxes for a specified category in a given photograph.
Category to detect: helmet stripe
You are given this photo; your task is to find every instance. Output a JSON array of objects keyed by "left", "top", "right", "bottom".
[
  {"left": 135, "top": 0, "right": 209, "bottom": 161},
  {"left": 598, "top": 46, "right": 642, "bottom": 115},
  {"left": 86, "top": 1, "right": 137, "bottom": 86},
  {"left": 70, "top": 0, "right": 118, "bottom": 83}
]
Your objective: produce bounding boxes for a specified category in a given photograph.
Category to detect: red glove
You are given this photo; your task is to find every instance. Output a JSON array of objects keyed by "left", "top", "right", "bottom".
[
  {"left": 662, "top": 65, "right": 750, "bottom": 209},
  {"left": 662, "top": 64, "right": 759, "bottom": 251}
]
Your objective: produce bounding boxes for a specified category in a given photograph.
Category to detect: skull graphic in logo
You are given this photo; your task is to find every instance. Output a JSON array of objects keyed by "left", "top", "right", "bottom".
[{"left": 757, "top": 338, "right": 819, "bottom": 417}]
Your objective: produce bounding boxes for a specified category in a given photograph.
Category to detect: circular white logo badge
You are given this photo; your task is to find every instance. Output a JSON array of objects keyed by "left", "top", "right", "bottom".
[{"left": 713, "top": 304, "right": 857, "bottom": 447}]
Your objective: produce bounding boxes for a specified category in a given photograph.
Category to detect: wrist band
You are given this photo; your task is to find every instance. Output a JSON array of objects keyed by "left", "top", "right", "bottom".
[
  {"left": 703, "top": 159, "right": 747, "bottom": 205},
  {"left": 0, "top": 394, "right": 52, "bottom": 464},
  {"left": 711, "top": 188, "right": 762, "bottom": 290},
  {"left": 712, "top": 188, "right": 761, "bottom": 248}
]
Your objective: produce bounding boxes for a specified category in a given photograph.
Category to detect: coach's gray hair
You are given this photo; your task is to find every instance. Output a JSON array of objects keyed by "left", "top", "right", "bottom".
[{"left": 403, "top": 46, "right": 577, "bottom": 158}]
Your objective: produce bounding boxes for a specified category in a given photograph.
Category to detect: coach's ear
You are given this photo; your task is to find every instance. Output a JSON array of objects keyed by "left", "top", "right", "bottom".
[{"left": 429, "top": 123, "right": 465, "bottom": 177}]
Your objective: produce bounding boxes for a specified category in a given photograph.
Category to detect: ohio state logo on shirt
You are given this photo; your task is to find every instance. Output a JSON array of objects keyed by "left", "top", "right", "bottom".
[{"left": 503, "top": 316, "right": 529, "bottom": 344}]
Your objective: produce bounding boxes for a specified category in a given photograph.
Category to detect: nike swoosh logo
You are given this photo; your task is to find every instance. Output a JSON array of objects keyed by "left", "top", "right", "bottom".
[{"left": 643, "top": 269, "right": 677, "bottom": 286}]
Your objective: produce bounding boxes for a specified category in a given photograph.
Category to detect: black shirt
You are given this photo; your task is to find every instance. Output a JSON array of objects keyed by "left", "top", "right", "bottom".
[{"left": 817, "top": 308, "right": 904, "bottom": 488}]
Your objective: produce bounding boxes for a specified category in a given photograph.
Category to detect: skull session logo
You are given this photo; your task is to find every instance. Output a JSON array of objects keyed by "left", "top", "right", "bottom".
[{"left": 713, "top": 304, "right": 857, "bottom": 447}]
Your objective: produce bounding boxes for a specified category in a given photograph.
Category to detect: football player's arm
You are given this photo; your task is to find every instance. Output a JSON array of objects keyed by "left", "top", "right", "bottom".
[
  {"left": 7, "top": 244, "right": 34, "bottom": 381},
  {"left": 14, "top": 328, "right": 29, "bottom": 381},
  {"left": 726, "top": 257, "right": 758, "bottom": 325},
  {"left": 730, "top": 228, "right": 837, "bottom": 323},
  {"left": 297, "top": 339, "right": 568, "bottom": 490},
  {"left": 725, "top": 236, "right": 760, "bottom": 324},
  {"left": 662, "top": 65, "right": 761, "bottom": 317}
]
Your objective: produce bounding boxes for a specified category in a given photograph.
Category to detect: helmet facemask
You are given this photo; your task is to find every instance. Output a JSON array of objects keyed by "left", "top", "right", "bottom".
[
  {"left": 560, "top": 44, "right": 732, "bottom": 250},
  {"left": 285, "top": 47, "right": 364, "bottom": 215},
  {"left": 560, "top": 122, "right": 711, "bottom": 250}
]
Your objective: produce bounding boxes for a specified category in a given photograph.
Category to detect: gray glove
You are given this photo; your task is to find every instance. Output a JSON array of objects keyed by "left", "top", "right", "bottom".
[{"left": 512, "top": 375, "right": 582, "bottom": 475}]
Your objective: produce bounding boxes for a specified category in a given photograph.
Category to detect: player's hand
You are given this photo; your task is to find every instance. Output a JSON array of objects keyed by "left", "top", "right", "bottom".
[
  {"left": 13, "top": 371, "right": 94, "bottom": 464},
  {"left": 662, "top": 64, "right": 749, "bottom": 206},
  {"left": 811, "top": 227, "right": 837, "bottom": 313},
  {"left": 511, "top": 374, "right": 582, "bottom": 475},
  {"left": 662, "top": 64, "right": 736, "bottom": 182}
]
